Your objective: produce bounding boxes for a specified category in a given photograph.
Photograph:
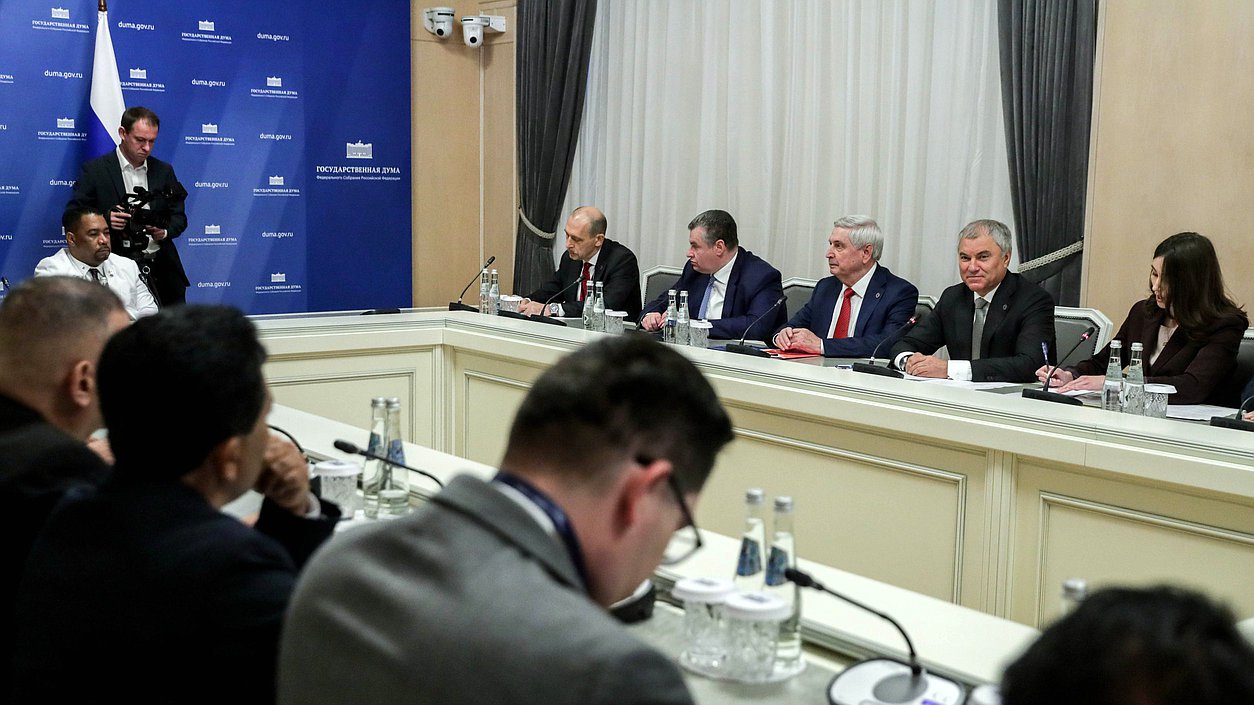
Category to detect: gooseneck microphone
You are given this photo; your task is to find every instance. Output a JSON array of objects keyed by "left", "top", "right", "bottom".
[
  {"left": 449, "top": 256, "right": 496, "bottom": 312},
  {"left": 1209, "top": 395, "right": 1254, "bottom": 432},
  {"left": 786, "top": 567, "right": 965, "bottom": 705},
  {"left": 725, "top": 296, "right": 787, "bottom": 357},
  {"left": 852, "top": 316, "right": 919, "bottom": 379},
  {"left": 1021, "top": 326, "right": 1096, "bottom": 406},
  {"left": 333, "top": 439, "right": 445, "bottom": 489}
]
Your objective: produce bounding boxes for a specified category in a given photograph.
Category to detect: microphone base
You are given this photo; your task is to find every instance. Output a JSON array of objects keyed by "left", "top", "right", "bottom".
[
  {"left": 495, "top": 310, "right": 532, "bottom": 321},
  {"left": 448, "top": 302, "right": 478, "bottom": 313},
  {"left": 827, "top": 658, "right": 964, "bottom": 705},
  {"left": 526, "top": 314, "right": 567, "bottom": 327},
  {"left": 1021, "top": 388, "right": 1084, "bottom": 406},
  {"left": 725, "top": 343, "right": 770, "bottom": 357},
  {"left": 852, "top": 362, "right": 904, "bottom": 379},
  {"left": 1209, "top": 415, "right": 1254, "bottom": 432}
]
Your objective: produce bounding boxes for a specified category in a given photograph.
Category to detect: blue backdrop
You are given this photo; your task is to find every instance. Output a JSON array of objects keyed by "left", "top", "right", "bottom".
[{"left": 0, "top": 0, "right": 412, "bottom": 313}]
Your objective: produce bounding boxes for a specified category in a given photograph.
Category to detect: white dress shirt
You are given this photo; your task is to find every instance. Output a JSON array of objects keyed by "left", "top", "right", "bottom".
[
  {"left": 703, "top": 249, "right": 739, "bottom": 320},
  {"left": 827, "top": 263, "right": 878, "bottom": 337},
  {"left": 34, "top": 249, "right": 158, "bottom": 320}
]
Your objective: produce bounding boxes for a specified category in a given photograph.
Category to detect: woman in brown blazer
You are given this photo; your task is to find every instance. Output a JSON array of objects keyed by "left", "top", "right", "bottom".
[{"left": 1039, "top": 232, "right": 1248, "bottom": 406}]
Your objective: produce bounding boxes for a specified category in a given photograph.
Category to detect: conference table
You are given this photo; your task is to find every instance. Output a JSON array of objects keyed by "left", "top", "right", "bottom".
[
  {"left": 253, "top": 309, "right": 1254, "bottom": 633},
  {"left": 265, "top": 402, "right": 1037, "bottom": 700}
]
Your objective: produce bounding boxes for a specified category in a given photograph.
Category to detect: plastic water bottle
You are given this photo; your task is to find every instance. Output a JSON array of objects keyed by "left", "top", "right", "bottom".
[
  {"left": 1123, "top": 342, "right": 1145, "bottom": 415},
  {"left": 370, "top": 398, "right": 411, "bottom": 519},
  {"left": 361, "top": 397, "right": 388, "bottom": 518},
  {"left": 488, "top": 269, "right": 501, "bottom": 315},
  {"left": 664, "top": 289, "right": 678, "bottom": 343},
  {"left": 592, "top": 281, "right": 606, "bottom": 332},
  {"left": 582, "top": 281, "right": 596, "bottom": 329},
  {"left": 1102, "top": 339, "right": 1123, "bottom": 412},
  {"left": 734, "top": 488, "right": 767, "bottom": 592},
  {"left": 676, "top": 291, "right": 691, "bottom": 345},
  {"left": 765, "top": 496, "right": 803, "bottom": 677},
  {"left": 478, "top": 269, "right": 490, "bottom": 314}
]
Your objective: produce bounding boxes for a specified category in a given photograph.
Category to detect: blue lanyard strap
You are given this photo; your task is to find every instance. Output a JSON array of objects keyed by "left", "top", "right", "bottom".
[{"left": 493, "top": 471, "right": 590, "bottom": 593}]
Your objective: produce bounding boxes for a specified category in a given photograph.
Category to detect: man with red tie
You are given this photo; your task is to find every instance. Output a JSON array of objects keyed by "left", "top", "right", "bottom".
[
  {"left": 520, "top": 206, "right": 642, "bottom": 321},
  {"left": 773, "top": 215, "right": 919, "bottom": 357}
]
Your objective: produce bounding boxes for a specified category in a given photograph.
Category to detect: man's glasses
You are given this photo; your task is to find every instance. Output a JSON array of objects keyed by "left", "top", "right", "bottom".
[{"left": 659, "top": 470, "right": 703, "bottom": 566}]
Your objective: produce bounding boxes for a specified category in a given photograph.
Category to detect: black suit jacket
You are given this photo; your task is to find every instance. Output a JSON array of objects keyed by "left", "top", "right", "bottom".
[
  {"left": 890, "top": 272, "right": 1056, "bottom": 382},
  {"left": 642, "top": 248, "right": 786, "bottom": 341},
  {"left": 0, "top": 394, "right": 109, "bottom": 696},
  {"left": 12, "top": 478, "right": 339, "bottom": 705},
  {"left": 1073, "top": 298, "right": 1249, "bottom": 406},
  {"left": 66, "top": 151, "right": 189, "bottom": 287},
  {"left": 527, "top": 239, "right": 642, "bottom": 321}
]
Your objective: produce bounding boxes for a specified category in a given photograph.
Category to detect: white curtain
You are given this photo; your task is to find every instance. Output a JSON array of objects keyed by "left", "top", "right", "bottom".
[{"left": 560, "top": 0, "right": 1015, "bottom": 299}]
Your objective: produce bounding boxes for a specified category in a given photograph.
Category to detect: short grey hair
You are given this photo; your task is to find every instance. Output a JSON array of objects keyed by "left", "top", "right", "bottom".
[
  {"left": 832, "top": 215, "right": 883, "bottom": 261},
  {"left": 959, "top": 219, "right": 1013, "bottom": 258}
]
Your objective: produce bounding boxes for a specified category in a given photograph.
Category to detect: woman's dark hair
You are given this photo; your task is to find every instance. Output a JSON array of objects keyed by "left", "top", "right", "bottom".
[{"left": 1149, "top": 232, "right": 1244, "bottom": 336}]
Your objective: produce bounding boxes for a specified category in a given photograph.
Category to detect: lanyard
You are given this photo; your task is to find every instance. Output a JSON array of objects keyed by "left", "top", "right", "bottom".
[{"left": 493, "top": 471, "right": 589, "bottom": 593}]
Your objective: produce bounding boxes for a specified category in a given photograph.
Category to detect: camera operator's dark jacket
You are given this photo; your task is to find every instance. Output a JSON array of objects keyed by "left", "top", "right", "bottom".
[{"left": 65, "top": 151, "right": 189, "bottom": 291}]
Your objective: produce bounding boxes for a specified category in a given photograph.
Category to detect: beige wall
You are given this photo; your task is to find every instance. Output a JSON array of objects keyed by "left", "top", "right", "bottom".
[
  {"left": 1083, "top": 0, "right": 1254, "bottom": 319},
  {"left": 410, "top": 0, "right": 517, "bottom": 307}
]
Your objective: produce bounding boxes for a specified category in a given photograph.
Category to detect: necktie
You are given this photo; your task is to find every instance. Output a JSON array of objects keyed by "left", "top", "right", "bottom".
[
  {"left": 579, "top": 262, "right": 591, "bottom": 300},
  {"left": 697, "top": 276, "right": 715, "bottom": 319},
  {"left": 971, "top": 297, "right": 988, "bottom": 360},
  {"left": 88, "top": 268, "right": 103, "bottom": 284},
  {"left": 830, "top": 287, "right": 856, "bottom": 338}
]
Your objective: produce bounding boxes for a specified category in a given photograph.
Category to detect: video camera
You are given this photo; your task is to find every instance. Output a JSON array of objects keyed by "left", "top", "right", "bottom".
[{"left": 114, "top": 182, "right": 188, "bottom": 258}]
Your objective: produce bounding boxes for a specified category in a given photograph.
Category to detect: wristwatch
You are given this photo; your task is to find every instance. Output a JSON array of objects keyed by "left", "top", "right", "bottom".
[{"left": 548, "top": 303, "right": 562, "bottom": 317}]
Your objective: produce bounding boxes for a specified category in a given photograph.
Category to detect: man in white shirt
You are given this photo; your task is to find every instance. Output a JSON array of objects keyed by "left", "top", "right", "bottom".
[{"left": 36, "top": 206, "right": 158, "bottom": 321}]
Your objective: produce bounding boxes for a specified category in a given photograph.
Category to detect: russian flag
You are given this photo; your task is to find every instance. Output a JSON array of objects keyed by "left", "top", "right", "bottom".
[{"left": 86, "top": 1, "right": 125, "bottom": 158}]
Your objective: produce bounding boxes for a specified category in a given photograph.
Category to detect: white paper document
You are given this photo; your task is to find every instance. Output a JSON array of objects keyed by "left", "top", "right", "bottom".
[{"left": 1166, "top": 404, "right": 1239, "bottom": 421}]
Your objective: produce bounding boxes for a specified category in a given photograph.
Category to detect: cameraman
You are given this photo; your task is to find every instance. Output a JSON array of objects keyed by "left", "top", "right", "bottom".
[{"left": 65, "top": 106, "right": 189, "bottom": 306}]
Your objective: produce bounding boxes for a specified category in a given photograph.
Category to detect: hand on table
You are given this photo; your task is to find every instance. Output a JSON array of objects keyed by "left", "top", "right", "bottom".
[
  {"left": 772, "top": 327, "right": 821, "bottom": 354},
  {"left": 904, "top": 353, "right": 948, "bottom": 378},
  {"left": 639, "top": 312, "right": 665, "bottom": 332}
]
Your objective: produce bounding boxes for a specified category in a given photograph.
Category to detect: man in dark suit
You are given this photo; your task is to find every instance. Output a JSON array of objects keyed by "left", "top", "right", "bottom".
[
  {"left": 889, "top": 219, "right": 1055, "bottom": 382},
  {"left": 520, "top": 206, "right": 642, "bottom": 321},
  {"left": 12, "top": 305, "right": 340, "bottom": 705},
  {"left": 640, "top": 209, "right": 786, "bottom": 341},
  {"left": 65, "top": 106, "right": 189, "bottom": 306},
  {"left": 279, "top": 335, "right": 735, "bottom": 705},
  {"left": 0, "top": 277, "right": 128, "bottom": 696},
  {"left": 773, "top": 215, "right": 919, "bottom": 357}
]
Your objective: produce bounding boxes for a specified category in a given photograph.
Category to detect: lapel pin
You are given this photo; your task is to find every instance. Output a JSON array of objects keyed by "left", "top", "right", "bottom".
[{"left": 875, "top": 292, "right": 881, "bottom": 299}]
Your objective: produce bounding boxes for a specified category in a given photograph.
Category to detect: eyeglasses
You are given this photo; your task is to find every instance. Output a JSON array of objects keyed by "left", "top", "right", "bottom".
[{"left": 659, "top": 470, "right": 703, "bottom": 566}]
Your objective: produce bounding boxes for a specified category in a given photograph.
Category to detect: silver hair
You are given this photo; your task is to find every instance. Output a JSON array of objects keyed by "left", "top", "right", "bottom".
[
  {"left": 832, "top": 215, "right": 884, "bottom": 261},
  {"left": 958, "top": 219, "right": 1013, "bottom": 257}
]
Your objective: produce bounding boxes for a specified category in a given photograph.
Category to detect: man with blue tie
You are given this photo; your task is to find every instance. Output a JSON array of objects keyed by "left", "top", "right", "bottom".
[
  {"left": 772, "top": 215, "right": 919, "bottom": 357},
  {"left": 640, "top": 209, "right": 786, "bottom": 341}
]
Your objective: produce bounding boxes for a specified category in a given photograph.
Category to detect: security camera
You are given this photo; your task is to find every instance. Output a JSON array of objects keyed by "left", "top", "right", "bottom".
[
  {"left": 423, "top": 7, "right": 454, "bottom": 38},
  {"left": 460, "top": 14, "right": 506, "bottom": 48}
]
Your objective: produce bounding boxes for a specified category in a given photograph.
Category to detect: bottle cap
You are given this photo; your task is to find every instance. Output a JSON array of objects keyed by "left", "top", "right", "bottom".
[
  {"left": 371, "top": 397, "right": 387, "bottom": 407},
  {"left": 745, "top": 488, "right": 765, "bottom": 504},
  {"left": 1130, "top": 342, "right": 1144, "bottom": 351},
  {"left": 1109, "top": 339, "right": 1121, "bottom": 347},
  {"left": 774, "top": 496, "right": 794, "bottom": 512},
  {"left": 386, "top": 397, "right": 401, "bottom": 408},
  {"left": 1062, "top": 577, "right": 1088, "bottom": 601},
  {"left": 668, "top": 289, "right": 677, "bottom": 295},
  {"left": 672, "top": 576, "right": 735, "bottom": 604},
  {"left": 723, "top": 591, "right": 789, "bottom": 622}
]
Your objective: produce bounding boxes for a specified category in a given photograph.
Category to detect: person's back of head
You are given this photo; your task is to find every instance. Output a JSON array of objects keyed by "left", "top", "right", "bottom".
[
  {"left": 1001, "top": 585, "right": 1254, "bottom": 705},
  {"left": 0, "top": 276, "right": 127, "bottom": 438},
  {"left": 503, "top": 334, "right": 732, "bottom": 495},
  {"left": 98, "top": 304, "right": 267, "bottom": 481}
]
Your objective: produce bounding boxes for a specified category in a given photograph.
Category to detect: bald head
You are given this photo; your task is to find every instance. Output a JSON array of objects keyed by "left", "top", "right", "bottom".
[
  {"left": 564, "top": 206, "right": 608, "bottom": 263},
  {"left": 0, "top": 276, "right": 128, "bottom": 438}
]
